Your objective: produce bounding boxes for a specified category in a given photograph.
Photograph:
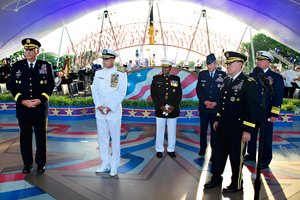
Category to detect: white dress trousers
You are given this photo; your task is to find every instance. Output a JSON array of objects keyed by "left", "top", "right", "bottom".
[
  {"left": 155, "top": 117, "right": 177, "bottom": 152},
  {"left": 92, "top": 66, "right": 127, "bottom": 168}
]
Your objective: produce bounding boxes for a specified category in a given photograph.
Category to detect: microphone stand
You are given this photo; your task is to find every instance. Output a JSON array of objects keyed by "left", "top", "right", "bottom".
[{"left": 254, "top": 77, "right": 268, "bottom": 200}]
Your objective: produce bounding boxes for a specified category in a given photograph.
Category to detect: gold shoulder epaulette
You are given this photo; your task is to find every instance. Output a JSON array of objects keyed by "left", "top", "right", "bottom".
[
  {"left": 117, "top": 68, "right": 125, "bottom": 73},
  {"left": 248, "top": 77, "right": 255, "bottom": 82}
]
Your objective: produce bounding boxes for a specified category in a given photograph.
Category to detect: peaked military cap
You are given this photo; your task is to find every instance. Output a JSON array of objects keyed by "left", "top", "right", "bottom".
[
  {"left": 21, "top": 38, "right": 41, "bottom": 49},
  {"left": 161, "top": 59, "right": 173, "bottom": 67},
  {"left": 256, "top": 50, "right": 274, "bottom": 62},
  {"left": 100, "top": 48, "right": 118, "bottom": 59},
  {"left": 224, "top": 51, "right": 247, "bottom": 64},
  {"left": 206, "top": 53, "right": 216, "bottom": 65}
]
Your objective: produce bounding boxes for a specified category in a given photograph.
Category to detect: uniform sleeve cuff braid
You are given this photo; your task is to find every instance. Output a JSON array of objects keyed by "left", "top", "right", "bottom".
[
  {"left": 243, "top": 121, "right": 256, "bottom": 128},
  {"left": 271, "top": 106, "right": 280, "bottom": 115}
]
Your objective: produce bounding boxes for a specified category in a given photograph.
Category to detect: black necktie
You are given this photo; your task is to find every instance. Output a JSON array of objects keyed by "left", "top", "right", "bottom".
[
  {"left": 210, "top": 72, "right": 213, "bottom": 78},
  {"left": 228, "top": 78, "right": 233, "bottom": 85},
  {"left": 30, "top": 63, "right": 34, "bottom": 73}
]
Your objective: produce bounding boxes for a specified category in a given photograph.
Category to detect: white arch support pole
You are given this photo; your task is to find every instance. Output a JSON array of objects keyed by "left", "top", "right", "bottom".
[
  {"left": 56, "top": 26, "right": 65, "bottom": 68},
  {"left": 250, "top": 27, "right": 256, "bottom": 69},
  {"left": 236, "top": 26, "right": 248, "bottom": 52},
  {"left": 156, "top": 2, "right": 166, "bottom": 59},
  {"left": 185, "top": 10, "right": 203, "bottom": 65}
]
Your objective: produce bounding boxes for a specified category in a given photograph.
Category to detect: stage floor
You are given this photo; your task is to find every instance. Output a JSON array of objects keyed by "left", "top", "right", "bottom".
[{"left": 0, "top": 114, "right": 300, "bottom": 200}]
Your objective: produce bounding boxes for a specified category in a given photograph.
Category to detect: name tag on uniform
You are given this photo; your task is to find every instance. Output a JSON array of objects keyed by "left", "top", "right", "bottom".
[{"left": 170, "top": 80, "right": 178, "bottom": 87}]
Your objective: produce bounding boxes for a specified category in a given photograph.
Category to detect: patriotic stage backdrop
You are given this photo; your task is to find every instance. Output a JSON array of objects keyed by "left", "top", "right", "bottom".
[{"left": 126, "top": 67, "right": 198, "bottom": 100}]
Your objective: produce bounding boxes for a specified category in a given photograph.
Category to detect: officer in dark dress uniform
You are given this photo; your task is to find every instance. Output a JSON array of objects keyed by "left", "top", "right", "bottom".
[
  {"left": 150, "top": 60, "right": 182, "bottom": 158},
  {"left": 8, "top": 38, "right": 54, "bottom": 174},
  {"left": 0, "top": 58, "right": 11, "bottom": 84},
  {"left": 204, "top": 51, "right": 258, "bottom": 193},
  {"left": 245, "top": 51, "right": 284, "bottom": 169},
  {"left": 196, "top": 53, "right": 226, "bottom": 157}
]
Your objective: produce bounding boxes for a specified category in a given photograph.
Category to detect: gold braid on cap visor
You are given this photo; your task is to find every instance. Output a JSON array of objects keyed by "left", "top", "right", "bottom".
[{"left": 225, "top": 57, "right": 244, "bottom": 64}]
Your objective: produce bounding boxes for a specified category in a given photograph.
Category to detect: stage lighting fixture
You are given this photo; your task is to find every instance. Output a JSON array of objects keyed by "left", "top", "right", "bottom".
[{"left": 104, "top": 10, "right": 108, "bottom": 18}]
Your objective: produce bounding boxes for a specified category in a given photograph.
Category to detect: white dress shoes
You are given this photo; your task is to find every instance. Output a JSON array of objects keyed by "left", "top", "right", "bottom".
[
  {"left": 110, "top": 168, "right": 118, "bottom": 177},
  {"left": 95, "top": 165, "right": 110, "bottom": 173}
]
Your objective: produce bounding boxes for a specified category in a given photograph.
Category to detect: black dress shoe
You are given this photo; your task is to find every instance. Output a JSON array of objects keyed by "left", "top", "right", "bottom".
[
  {"left": 37, "top": 166, "right": 45, "bottom": 174},
  {"left": 204, "top": 179, "right": 222, "bottom": 189},
  {"left": 222, "top": 185, "right": 243, "bottom": 193},
  {"left": 167, "top": 151, "right": 176, "bottom": 158},
  {"left": 198, "top": 150, "right": 205, "bottom": 156},
  {"left": 156, "top": 152, "right": 163, "bottom": 158},
  {"left": 22, "top": 165, "right": 32, "bottom": 174}
]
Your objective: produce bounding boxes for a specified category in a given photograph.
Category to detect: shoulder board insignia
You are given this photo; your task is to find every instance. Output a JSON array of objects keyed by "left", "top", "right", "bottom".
[
  {"left": 248, "top": 77, "right": 255, "bottom": 81},
  {"left": 117, "top": 68, "right": 125, "bottom": 73}
]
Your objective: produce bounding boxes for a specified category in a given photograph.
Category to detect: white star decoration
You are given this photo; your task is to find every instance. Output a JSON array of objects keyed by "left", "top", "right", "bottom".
[
  {"left": 52, "top": 108, "right": 60, "bottom": 116},
  {"left": 186, "top": 110, "right": 194, "bottom": 119},
  {"left": 66, "top": 108, "right": 73, "bottom": 116},
  {"left": 294, "top": 107, "right": 300, "bottom": 116},
  {"left": 127, "top": 82, "right": 131, "bottom": 87},
  {"left": 129, "top": 109, "right": 137, "bottom": 117},
  {"left": 1, "top": 104, "right": 8, "bottom": 110},
  {"left": 142, "top": 110, "right": 151, "bottom": 118},
  {"left": 281, "top": 114, "right": 290, "bottom": 122},
  {"left": 136, "top": 72, "right": 142, "bottom": 78}
]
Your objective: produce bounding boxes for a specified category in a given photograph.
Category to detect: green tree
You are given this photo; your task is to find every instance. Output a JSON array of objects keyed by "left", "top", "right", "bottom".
[
  {"left": 176, "top": 61, "right": 184, "bottom": 68},
  {"left": 240, "top": 33, "right": 300, "bottom": 70},
  {"left": 188, "top": 60, "right": 195, "bottom": 68}
]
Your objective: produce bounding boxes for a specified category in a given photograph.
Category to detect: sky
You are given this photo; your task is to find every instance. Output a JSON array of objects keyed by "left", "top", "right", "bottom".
[{"left": 39, "top": 1, "right": 256, "bottom": 65}]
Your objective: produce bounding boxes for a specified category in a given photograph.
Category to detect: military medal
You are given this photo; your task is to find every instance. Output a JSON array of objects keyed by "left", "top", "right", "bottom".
[
  {"left": 111, "top": 73, "right": 119, "bottom": 88},
  {"left": 266, "top": 76, "right": 273, "bottom": 85},
  {"left": 40, "top": 80, "right": 43, "bottom": 84},
  {"left": 216, "top": 74, "right": 224, "bottom": 82},
  {"left": 170, "top": 80, "right": 178, "bottom": 87},
  {"left": 230, "top": 97, "right": 235, "bottom": 102},
  {"left": 16, "top": 70, "right": 21, "bottom": 77},
  {"left": 39, "top": 64, "right": 48, "bottom": 74}
]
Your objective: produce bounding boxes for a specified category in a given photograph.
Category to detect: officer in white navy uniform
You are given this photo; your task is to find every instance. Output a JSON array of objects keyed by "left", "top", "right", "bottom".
[
  {"left": 92, "top": 48, "right": 127, "bottom": 176},
  {"left": 8, "top": 38, "right": 54, "bottom": 174},
  {"left": 150, "top": 60, "right": 182, "bottom": 158}
]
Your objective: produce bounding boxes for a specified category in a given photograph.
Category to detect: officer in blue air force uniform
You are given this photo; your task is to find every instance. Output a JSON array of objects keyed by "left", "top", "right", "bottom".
[
  {"left": 204, "top": 51, "right": 258, "bottom": 193},
  {"left": 8, "top": 38, "right": 54, "bottom": 174},
  {"left": 245, "top": 51, "right": 284, "bottom": 169},
  {"left": 196, "top": 53, "right": 226, "bottom": 157},
  {"left": 150, "top": 60, "right": 182, "bottom": 158},
  {"left": 92, "top": 48, "right": 127, "bottom": 177}
]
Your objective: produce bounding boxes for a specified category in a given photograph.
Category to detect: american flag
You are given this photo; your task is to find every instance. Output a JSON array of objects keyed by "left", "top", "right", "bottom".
[{"left": 126, "top": 67, "right": 198, "bottom": 100}]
